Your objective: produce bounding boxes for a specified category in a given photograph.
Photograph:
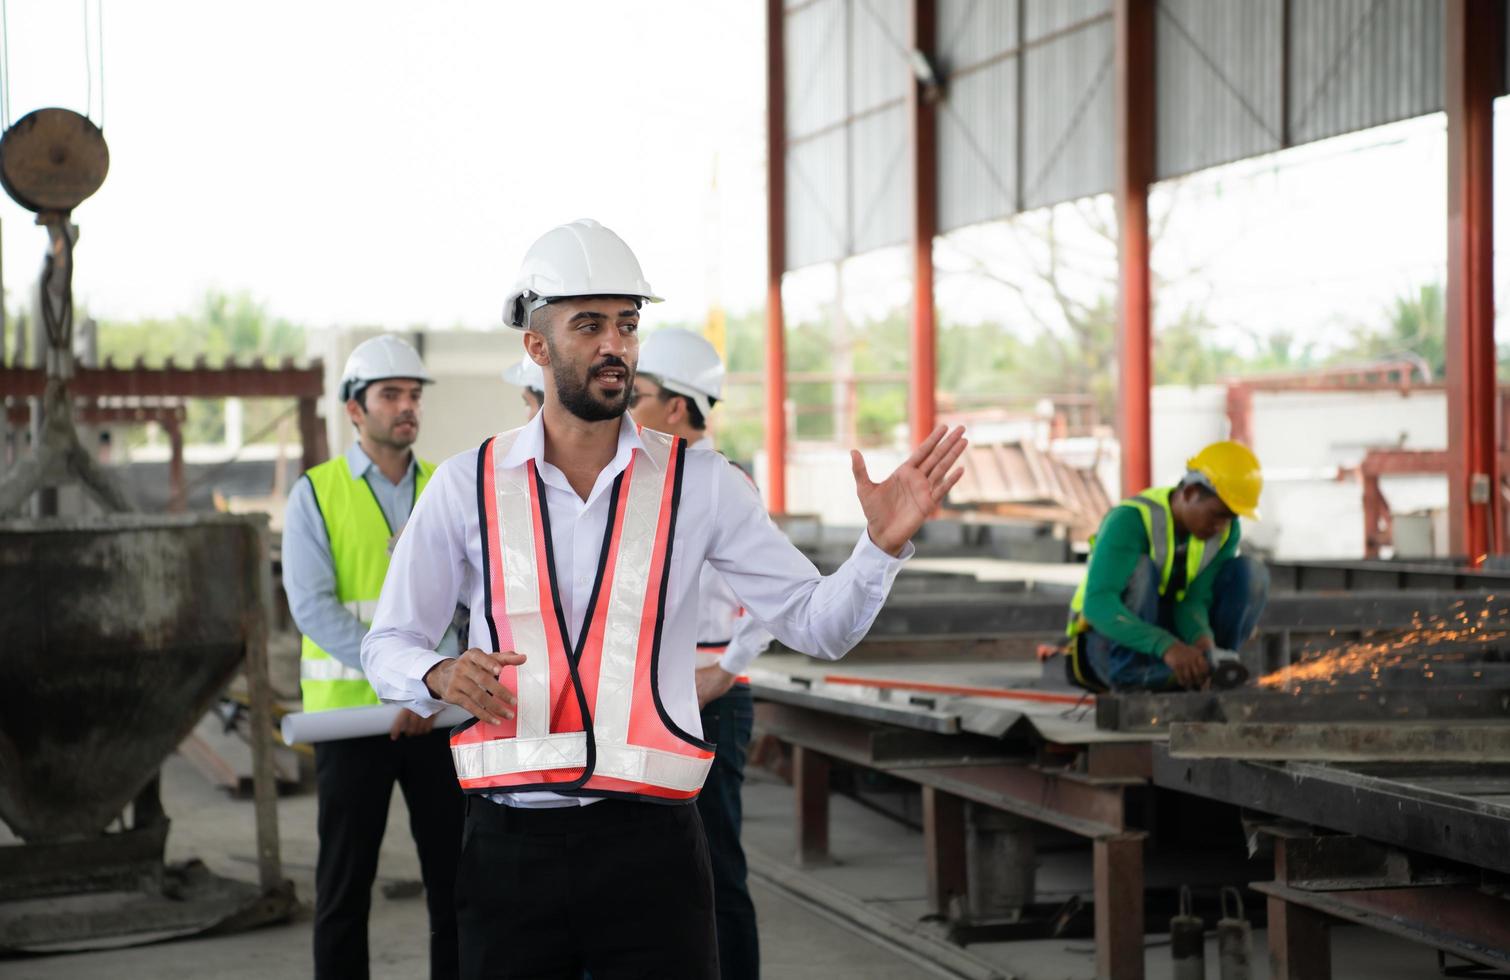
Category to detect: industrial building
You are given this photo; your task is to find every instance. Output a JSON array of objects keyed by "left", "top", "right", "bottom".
[{"left": 2, "top": 2, "right": 1509, "bottom": 979}]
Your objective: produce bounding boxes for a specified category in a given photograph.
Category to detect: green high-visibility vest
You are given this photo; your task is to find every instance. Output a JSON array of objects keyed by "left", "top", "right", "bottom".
[
  {"left": 298, "top": 455, "right": 435, "bottom": 713},
  {"left": 1067, "top": 485, "right": 1231, "bottom": 636}
]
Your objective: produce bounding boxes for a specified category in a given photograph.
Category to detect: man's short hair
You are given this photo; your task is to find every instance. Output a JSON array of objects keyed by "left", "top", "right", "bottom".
[{"left": 639, "top": 372, "right": 707, "bottom": 431}]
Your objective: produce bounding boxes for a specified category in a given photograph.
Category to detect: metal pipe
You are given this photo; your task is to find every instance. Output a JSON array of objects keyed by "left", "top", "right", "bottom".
[
  {"left": 1114, "top": 0, "right": 1155, "bottom": 496},
  {"left": 1444, "top": 0, "right": 1503, "bottom": 561},
  {"left": 764, "top": 0, "right": 788, "bottom": 513},
  {"left": 907, "top": 0, "right": 938, "bottom": 447}
]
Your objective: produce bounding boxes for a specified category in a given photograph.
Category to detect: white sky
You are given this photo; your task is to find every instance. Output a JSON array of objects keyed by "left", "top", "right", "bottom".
[
  {"left": 0, "top": 0, "right": 768, "bottom": 330},
  {"left": 0, "top": 1, "right": 1503, "bottom": 353}
]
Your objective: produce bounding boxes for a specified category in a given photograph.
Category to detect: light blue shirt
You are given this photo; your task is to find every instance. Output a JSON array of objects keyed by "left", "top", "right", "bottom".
[{"left": 282, "top": 443, "right": 420, "bottom": 671}]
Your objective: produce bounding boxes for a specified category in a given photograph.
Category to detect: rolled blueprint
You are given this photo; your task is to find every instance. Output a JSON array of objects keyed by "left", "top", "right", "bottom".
[{"left": 281, "top": 703, "right": 472, "bottom": 745}]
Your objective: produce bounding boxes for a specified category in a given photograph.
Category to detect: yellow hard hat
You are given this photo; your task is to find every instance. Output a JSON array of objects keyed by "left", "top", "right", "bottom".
[{"left": 1186, "top": 441, "right": 1263, "bottom": 520}]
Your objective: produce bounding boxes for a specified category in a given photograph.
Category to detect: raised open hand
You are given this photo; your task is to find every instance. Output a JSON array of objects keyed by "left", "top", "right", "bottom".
[{"left": 851, "top": 425, "right": 968, "bottom": 556}]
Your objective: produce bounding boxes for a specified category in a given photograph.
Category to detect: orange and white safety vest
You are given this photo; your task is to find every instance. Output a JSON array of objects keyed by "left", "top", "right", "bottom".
[{"left": 449, "top": 425, "right": 715, "bottom": 801}]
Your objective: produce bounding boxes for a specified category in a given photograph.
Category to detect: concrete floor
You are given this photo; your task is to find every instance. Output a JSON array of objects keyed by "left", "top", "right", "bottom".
[{"left": 2, "top": 751, "right": 1461, "bottom": 980}]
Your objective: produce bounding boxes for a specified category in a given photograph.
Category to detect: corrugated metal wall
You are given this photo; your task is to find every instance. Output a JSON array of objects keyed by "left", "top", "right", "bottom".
[
  {"left": 781, "top": 0, "right": 1499, "bottom": 270},
  {"left": 783, "top": 0, "right": 910, "bottom": 270}
]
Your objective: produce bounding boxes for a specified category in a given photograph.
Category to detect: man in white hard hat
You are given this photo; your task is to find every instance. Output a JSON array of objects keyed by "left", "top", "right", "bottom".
[
  {"left": 283, "top": 334, "right": 463, "bottom": 980},
  {"left": 502, "top": 357, "right": 545, "bottom": 421},
  {"left": 630, "top": 327, "right": 771, "bottom": 980},
  {"left": 362, "top": 219, "right": 966, "bottom": 979}
]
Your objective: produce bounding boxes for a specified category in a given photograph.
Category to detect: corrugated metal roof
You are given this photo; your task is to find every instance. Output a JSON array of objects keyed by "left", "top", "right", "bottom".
[
  {"left": 850, "top": 0, "right": 910, "bottom": 113},
  {"left": 1020, "top": 16, "right": 1115, "bottom": 210},
  {"left": 1023, "top": 0, "right": 1112, "bottom": 44},
  {"left": 785, "top": 0, "right": 848, "bottom": 139},
  {"left": 1156, "top": 0, "right": 1284, "bottom": 180},
  {"left": 779, "top": 0, "right": 1492, "bottom": 271},
  {"left": 849, "top": 105, "right": 910, "bottom": 255},
  {"left": 1288, "top": 0, "right": 1442, "bottom": 146},
  {"left": 938, "top": 0, "right": 1018, "bottom": 73},
  {"left": 786, "top": 128, "right": 849, "bottom": 269},
  {"left": 938, "top": 55, "right": 1019, "bottom": 232}
]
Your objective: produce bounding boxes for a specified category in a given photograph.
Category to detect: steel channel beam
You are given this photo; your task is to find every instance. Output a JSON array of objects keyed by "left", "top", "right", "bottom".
[
  {"left": 864, "top": 590, "right": 1507, "bottom": 638},
  {"left": 758, "top": 703, "right": 1129, "bottom": 838},
  {"left": 1101, "top": 686, "right": 1510, "bottom": 732},
  {"left": 0, "top": 364, "right": 324, "bottom": 399},
  {"left": 753, "top": 681, "right": 961, "bottom": 733},
  {"left": 1095, "top": 833, "right": 1147, "bottom": 980},
  {"left": 1151, "top": 748, "right": 1510, "bottom": 875},
  {"left": 1254, "top": 881, "right": 1510, "bottom": 973}
]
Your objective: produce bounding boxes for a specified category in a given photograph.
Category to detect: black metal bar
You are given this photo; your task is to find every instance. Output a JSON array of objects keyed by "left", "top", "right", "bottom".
[{"left": 1151, "top": 748, "right": 1510, "bottom": 875}]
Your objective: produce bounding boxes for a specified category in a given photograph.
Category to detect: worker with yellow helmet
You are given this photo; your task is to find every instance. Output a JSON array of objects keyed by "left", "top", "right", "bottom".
[{"left": 1065, "top": 441, "right": 1268, "bottom": 691}]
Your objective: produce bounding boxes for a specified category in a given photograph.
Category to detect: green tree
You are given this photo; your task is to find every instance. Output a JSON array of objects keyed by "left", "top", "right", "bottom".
[{"left": 95, "top": 291, "right": 306, "bottom": 445}]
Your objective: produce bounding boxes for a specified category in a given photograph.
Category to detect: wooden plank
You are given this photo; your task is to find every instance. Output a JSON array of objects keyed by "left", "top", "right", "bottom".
[{"left": 1169, "top": 721, "right": 1510, "bottom": 763}]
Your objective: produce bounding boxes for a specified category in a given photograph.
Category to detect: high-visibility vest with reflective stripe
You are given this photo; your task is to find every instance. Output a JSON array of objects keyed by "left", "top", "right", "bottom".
[
  {"left": 1067, "top": 485, "right": 1232, "bottom": 636},
  {"left": 449, "top": 426, "right": 715, "bottom": 802},
  {"left": 299, "top": 455, "right": 435, "bottom": 712}
]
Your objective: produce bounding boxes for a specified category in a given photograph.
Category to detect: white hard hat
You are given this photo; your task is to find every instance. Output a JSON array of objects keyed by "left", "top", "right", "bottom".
[
  {"left": 637, "top": 328, "right": 725, "bottom": 419},
  {"left": 338, "top": 335, "right": 433, "bottom": 402},
  {"left": 503, "top": 219, "right": 662, "bottom": 329},
  {"left": 502, "top": 357, "right": 545, "bottom": 392}
]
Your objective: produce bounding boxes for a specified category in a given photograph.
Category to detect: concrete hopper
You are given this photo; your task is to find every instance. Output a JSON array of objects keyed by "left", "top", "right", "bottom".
[{"left": 0, "top": 514, "right": 295, "bottom": 950}]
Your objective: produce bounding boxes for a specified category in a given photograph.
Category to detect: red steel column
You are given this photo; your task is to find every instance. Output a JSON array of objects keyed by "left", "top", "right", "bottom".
[
  {"left": 1444, "top": 0, "right": 1502, "bottom": 561},
  {"left": 764, "top": 0, "right": 788, "bottom": 513},
  {"left": 908, "top": 0, "right": 939, "bottom": 446},
  {"left": 1114, "top": 0, "right": 1155, "bottom": 496}
]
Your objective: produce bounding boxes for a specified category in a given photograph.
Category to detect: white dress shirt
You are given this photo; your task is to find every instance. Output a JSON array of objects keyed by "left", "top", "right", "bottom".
[
  {"left": 687, "top": 439, "right": 773, "bottom": 676},
  {"left": 362, "top": 412, "right": 910, "bottom": 807}
]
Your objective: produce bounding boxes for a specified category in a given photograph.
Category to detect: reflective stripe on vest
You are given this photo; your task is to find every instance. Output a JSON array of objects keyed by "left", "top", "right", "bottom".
[
  {"left": 450, "top": 426, "right": 715, "bottom": 801},
  {"left": 299, "top": 455, "right": 435, "bottom": 713},
  {"left": 1066, "top": 486, "right": 1232, "bottom": 635}
]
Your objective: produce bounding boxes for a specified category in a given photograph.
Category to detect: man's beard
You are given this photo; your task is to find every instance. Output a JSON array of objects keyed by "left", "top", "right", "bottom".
[
  {"left": 376, "top": 415, "right": 418, "bottom": 450},
  {"left": 550, "top": 350, "right": 632, "bottom": 422}
]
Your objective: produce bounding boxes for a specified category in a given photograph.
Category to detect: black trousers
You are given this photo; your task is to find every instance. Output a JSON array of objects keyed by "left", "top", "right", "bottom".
[
  {"left": 314, "top": 730, "right": 464, "bottom": 980},
  {"left": 696, "top": 685, "right": 758, "bottom": 980},
  {"left": 457, "top": 797, "right": 719, "bottom": 980}
]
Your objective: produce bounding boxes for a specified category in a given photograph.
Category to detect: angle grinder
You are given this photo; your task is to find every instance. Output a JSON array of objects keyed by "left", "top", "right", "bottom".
[{"left": 1207, "top": 647, "right": 1249, "bottom": 689}]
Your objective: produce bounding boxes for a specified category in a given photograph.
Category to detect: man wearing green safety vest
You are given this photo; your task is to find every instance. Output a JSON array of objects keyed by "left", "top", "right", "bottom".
[
  {"left": 1067, "top": 441, "right": 1269, "bottom": 691},
  {"left": 283, "top": 334, "right": 463, "bottom": 980}
]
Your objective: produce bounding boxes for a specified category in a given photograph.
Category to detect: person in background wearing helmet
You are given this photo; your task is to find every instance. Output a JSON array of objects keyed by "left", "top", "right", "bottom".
[
  {"left": 283, "top": 334, "right": 463, "bottom": 980},
  {"left": 362, "top": 219, "right": 966, "bottom": 979},
  {"left": 502, "top": 357, "right": 545, "bottom": 421},
  {"left": 1065, "top": 441, "right": 1269, "bottom": 691},
  {"left": 630, "top": 327, "right": 772, "bottom": 980}
]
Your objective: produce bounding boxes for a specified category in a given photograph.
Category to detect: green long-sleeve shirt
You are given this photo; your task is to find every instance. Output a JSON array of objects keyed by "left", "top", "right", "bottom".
[{"left": 1080, "top": 505, "right": 1241, "bottom": 657}]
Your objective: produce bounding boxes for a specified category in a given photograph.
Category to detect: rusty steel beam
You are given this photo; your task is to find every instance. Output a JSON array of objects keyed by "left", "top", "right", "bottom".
[
  {"left": 793, "top": 745, "right": 831, "bottom": 868},
  {"left": 297, "top": 397, "right": 328, "bottom": 473},
  {"left": 907, "top": 0, "right": 938, "bottom": 447},
  {"left": 764, "top": 0, "right": 788, "bottom": 513},
  {"left": 1444, "top": 0, "right": 1504, "bottom": 560},
  {"left": 0, "top": 362, "right": 324, "bottom": 399},
  {"left": 1114, "top": 0, "right": 1154, "bottom": 496},
  {"left": 1094, "top": 833, "right": 1146, "bottom": 980},
  {"left": 758, "top": 702, "right": 1130, "bottom": 837},
  {"left": 921, "top": 786, "right": 967, "bottom": 920},
  {"left": 5, "top": 403, "right": 187, "bottom": 427},
  {"left": 1256, "top": 881, "right": 1510, "bottom": 973}
]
